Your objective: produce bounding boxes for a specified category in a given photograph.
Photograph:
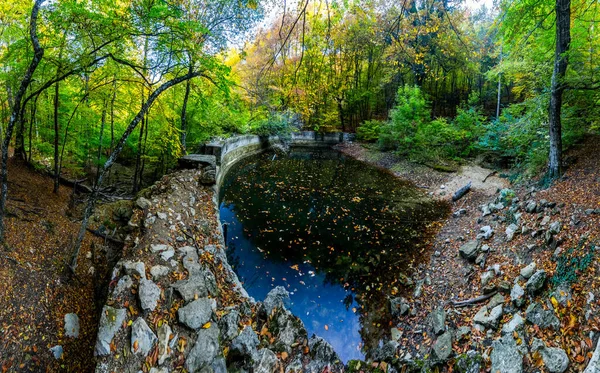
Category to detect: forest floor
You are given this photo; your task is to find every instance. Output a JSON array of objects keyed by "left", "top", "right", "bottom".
[
  {"left": 337, "top": 139, "right": 600, "bottom": 372},
  {"left": 0, "top": 159, "right": 109, "bottom": 373}
]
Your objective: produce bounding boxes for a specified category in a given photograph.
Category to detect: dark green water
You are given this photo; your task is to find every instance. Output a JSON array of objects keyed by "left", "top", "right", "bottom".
[{"left": 219, "top": 148, "right": 449, "bottom": 361}]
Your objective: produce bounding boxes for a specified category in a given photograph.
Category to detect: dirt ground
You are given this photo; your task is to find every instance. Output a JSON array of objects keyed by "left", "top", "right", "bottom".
[{"left": 0, "top": 159, "right": 108, "bottom": 373}]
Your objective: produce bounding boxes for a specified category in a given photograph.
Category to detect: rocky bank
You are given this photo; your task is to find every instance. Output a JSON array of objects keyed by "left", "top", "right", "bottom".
[{"left": 93, "top": 160, "right": 345, "bottom": 373}]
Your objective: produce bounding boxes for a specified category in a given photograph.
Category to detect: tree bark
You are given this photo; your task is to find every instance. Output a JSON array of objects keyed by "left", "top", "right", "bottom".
[
  {"left": 180, "top": 64, "right": 192, "bottom": 154},
  {"left": 53, "top": 79, "right": 60, "bottom": 193},
  {"left": 547, "top": 0, "right": 571, "bottom": 180},
  {"left": 0, "top": 0, "right": 45, "bottom": 241}
]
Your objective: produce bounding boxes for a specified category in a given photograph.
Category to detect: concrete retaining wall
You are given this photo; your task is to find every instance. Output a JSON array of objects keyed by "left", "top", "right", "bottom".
[{"left": 199, "top": 131, "right": 355, "bottom": 187}]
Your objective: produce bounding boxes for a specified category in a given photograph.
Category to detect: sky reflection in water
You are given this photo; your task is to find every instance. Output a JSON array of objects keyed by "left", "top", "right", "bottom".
[{"left": 219, "top": 148, "right": 448, "bottom": 362}]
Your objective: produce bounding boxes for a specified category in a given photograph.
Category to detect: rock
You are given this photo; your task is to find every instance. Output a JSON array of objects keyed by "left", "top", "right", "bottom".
[
  {"left": 172, "top": 271, "right": 217, "bottom": 302},
  {"left": 552, "top": 282, "right": 572, "bottom": 307},
  {"left": 149, "top": 368, "right": 169, "bottom": 373},
  {"left": 139, "top": 278, "right": 161, "bottom": 312},
  {"left": 501, "top": 313, "right": 524, "bottom": 335},
  {"left": 306, "top": 336, "right": 341, "bottom": 372},
  {"left": 160, "top": 248, "right": 175, "bottom": 261},
  {"left": 150, "top": 244, "right": 172, "bottom": 253},
  {"left": 498, "top": 281, "right": 512, "bottom": 294},
  {"left": 526, "top": 303, "right": 560, "bottom": 330},
  {"left": 229, "top": 326, "right": 259, "bottom": 361},
  {"left": 413, "top": 280, "right": 424, "bottom": 298},
  {"left": 525, "top": 201, "right": 537, "bottom": 213},
  {"left": 481, "top": 271, "right": 495, "bottom": 286},
  {"left": 510, "top": 283, "right": 525, "bottom": 308},
  {"left": 157, "top": 322, "right": 172, "bottom": 365},
  {"left": 475, "top": 253, "right": 486, "bottom": 267},
  {"left": 64, "top": 313, "right": 80, "bottom": 338},
  {"left": 541, "top": 216, "right": 551, "bottom": 226},
  {"left": 584, "top": 338, "right": 600, "bottom": 372},
  {"left": 506, "top": 224, "right": 519, "bottom": 242},
  {"left": 586, "top": 208, "right": 595, "bottom": 215},
  {"left": 219, "top": 310, "right": 240, "bottom": 341},
  {"left": 520, "top": 262, "right": 536, "bottom": 279},
  {"left": 488, "top": 293, "right": 505, "bottom": 308},
  {"left": 113, "top": 275, "right": 133, "bottom": 295},
  {"left": 150, "top": 265, "right": 170, "bottom": 280},
  {"left": 531, "top": 338, "right": 570, "bottom": 373},
  {"left": 374, "top": 342, "right": 401, "bottom": 365},
  {"left": 131, "top": 317, "right": 157, "bottom": 357},
  {"left": 185, "top": 322, "right": 220, "bottom": 372},
  {"left": 50, "top": 345, "right": 63, "bottom": 360},
  {"left": 459, "top": 240, "right": 480, "bottom": 261},
  {"left": 178, "top": 297, "right": 216, "bottom": 330},
  {"left": 263, "top": 286, "right": 290, "bottom": 315},
  {"left": 253, "top": 348, "right": 279, "bottom": 373},
  {"left": 390, "top": 297, "right": 410, "bottom": 317},
  {"left": 95, "top": 306, "right": 127, "bottom": 356},
  {"left": 455, "top": 350, "right": 482, "bottom": 373},
  {"left": 525, "top": 270, "right": 547, "bottom": 294},
  {"left": 549, "top": 221, "right": 561, "bottom": 235},
  {"left": 491, "top": 335, "right": 524, "bottom": 373},
  {"left": 490, "top": 263, "right": 502, "bottom": 275},
  {"left": 136, "top": 197, "right": 152, "bottom": 210},
  {"left": 473, "top": 304, "right": 503, "bottom": 330},
  {"left": 432, "top": 331, "right": 453, "bottom": 362},
  {"left": 430, "top": 308, "right": 446, "bottom": 335},
  {"left": 181, "top": 249, "right": 201, "bottom": 274},
  {"left": 482, "top": 204, "right": 492, "bottom": 217},
  {"left": 477, "top": 226, "right": 494, "bottom": 240},
  {"left": 455, "top": 326, "right": 471, "bottom": 341},
  {"left": 122, "top": 260, "right": 146, "bottom": 277}
]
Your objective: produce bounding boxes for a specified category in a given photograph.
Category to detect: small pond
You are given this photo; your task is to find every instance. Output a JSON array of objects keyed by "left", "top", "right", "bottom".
[{"left": 219, "top": 147, "right": 449, "bottom": 362}]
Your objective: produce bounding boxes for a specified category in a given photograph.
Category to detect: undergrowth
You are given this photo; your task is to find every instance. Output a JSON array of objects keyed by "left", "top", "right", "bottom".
[{"left": 551, "top": 239, "right": 596, "bottom": 286}]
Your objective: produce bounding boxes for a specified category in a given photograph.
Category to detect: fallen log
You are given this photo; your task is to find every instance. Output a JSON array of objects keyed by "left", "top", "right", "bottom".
[
  {"left": 449, "top": 291, "right": 497, "bottom": 307},
  {"left": 452, "top": 181, "right": 472, "bottom": 202}
]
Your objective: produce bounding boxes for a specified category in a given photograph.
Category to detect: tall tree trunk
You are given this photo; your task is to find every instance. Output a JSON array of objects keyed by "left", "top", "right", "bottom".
[
  {"left": 132, "top": 104, "right": 144, "bottom": 194},
  {"left": 180, "top": 64, "right": 192, "bottom": 154},
  {"left": 110, "top": 79, "right": 116, "bottom": 153},
  {"left": 53, "top": 79, "right": 60, "bottom": 193},
  {"left": 0, "top": 0, "right": 45, "bottom": 241},
  {"left": 548, "top": 0, "right": 571, "bottom": 180},
  {"left": 28, "top": 94, "right": 39, "bottom": 162},
  {"left": 95, "top": 99, "right": 107, "bottom": 186},
  {"left": 15, "top": 111, "right": 27, "bottom": 160},
  {"left": 496, "top": 45, "right": 503, "bottom": 120}
]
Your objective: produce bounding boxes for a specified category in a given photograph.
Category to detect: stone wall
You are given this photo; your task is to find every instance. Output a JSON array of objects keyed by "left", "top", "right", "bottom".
[
  {"left": 199, "top": 132, "right": 354, "bottom": 187},
  {"left": 94, "top": 168, "right": 345, "bottom": 373}
]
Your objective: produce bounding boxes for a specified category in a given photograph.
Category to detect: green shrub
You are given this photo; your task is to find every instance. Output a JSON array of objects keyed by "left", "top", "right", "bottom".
[
  {"left": 252, "top": 111, "right": 298, "bottom": 139},
  {"left": 379, "top": 85, "right": 429, "bottom": 151},
  {"left": 551, "top": 239, "right": 595, "bottom": 286},
  {"left": 356, "top": 120, "right": 384, "bottom": 142},
  {"left": 453, "top": 93, "right": 486, "bottom": 156}
]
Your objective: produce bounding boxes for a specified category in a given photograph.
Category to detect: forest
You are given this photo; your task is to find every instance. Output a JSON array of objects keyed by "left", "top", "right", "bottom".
[
  {"left": 1, "top": 0, "right": 598, "bottom": 193},
  {"left": 1, "top": 0, "right": 600, "bottom": 372}
]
